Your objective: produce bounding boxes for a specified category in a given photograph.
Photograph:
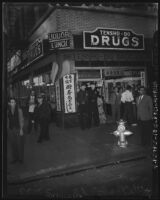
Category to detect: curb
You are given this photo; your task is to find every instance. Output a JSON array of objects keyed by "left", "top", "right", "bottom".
[{"left": 8, "top": 153, "right": 148, "bottom": 185}]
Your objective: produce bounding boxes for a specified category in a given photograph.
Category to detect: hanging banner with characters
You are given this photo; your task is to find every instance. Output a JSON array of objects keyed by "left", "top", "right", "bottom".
[{"left": 63, "top": 74, "right": 76, "bottom": 113}]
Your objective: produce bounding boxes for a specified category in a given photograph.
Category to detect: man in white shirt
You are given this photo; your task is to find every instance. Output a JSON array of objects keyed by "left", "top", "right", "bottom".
[{"left": 121, "top": 85, "right": 134, "bottom": 126}]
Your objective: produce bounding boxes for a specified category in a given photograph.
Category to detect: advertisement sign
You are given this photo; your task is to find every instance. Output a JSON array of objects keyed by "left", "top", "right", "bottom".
[
  {"left": 7, "top": 50, "right": 21, "bottom": 72},
  {"left": 63, "top": 74, "right": 76, "bottom": 113},
  {"left": 28, "top": 38, "right": 43, "bottom": 64},
  {"left": 55, "top": 81, "right": 61, "bottom": 111},
  {"left": 83, "top": 28, "right": 144, "bottom": 50},
  {"left": 48, "top": 31, "right": 71, "bottom": 50}
]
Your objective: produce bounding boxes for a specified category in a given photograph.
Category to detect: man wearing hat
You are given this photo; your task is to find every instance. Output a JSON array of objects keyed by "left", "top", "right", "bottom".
[
  {"left": 87, "top": 82, "right": 100, "bottom": 128},
  {"left": 35, "top": 93, "right": 51, "bottom": 143},
  {"left": 77, "top": 83, "right": 88, "bottom": 130}
]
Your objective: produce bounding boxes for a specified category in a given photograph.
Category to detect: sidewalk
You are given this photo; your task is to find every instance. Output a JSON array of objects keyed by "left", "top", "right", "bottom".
[{"left": 7, "top": 121, "right": 149, "bottom": 184}]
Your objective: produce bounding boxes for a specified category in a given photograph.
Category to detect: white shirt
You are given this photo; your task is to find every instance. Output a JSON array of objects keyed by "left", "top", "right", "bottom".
[{"left": 121, "top": 90, "right": 134, "bottom": 103}]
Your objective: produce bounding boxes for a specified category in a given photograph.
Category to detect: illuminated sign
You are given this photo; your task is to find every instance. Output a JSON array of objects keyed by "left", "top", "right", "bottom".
[
  {"left": 83, "top": 28, "right": 144, "bottom": 50},
  {"left": 28, "top": 39, "right": 43, "bottom": 64},
  {"left": 63, "top": 74, "right": 76, "bottom": 113},
  {"left": 48, "top": 31, "right": 71, "bottom": 50},
  {"left": 7, "top": 50, "right": 21, "bottom": 72}
]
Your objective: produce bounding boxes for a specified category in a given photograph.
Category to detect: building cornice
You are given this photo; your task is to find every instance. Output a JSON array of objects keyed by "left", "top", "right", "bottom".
[{"left": 28, "top": 4, "right": 157, "bottom": 40}]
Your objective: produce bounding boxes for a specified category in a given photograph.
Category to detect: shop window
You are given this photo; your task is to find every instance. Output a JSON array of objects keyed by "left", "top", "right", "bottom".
[{"left": 75, "top": 61, "right": 90, "bottom": 67}]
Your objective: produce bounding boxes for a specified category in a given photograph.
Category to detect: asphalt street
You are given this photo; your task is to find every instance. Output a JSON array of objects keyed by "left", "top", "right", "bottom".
[{"left": 7, "top": 156, "right": 152, "bottom": 199}]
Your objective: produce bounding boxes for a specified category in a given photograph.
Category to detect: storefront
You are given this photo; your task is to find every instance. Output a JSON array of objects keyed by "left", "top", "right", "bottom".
[{"left": 9, "top": 26, "right": 152, "bottom": 127}]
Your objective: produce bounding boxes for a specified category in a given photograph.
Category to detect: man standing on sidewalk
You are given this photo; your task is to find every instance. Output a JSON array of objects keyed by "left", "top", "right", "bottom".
[
  {"left": 35, "top": 94, "right": 51, "bottom": 143},
  {"left": 136, "top": 86, "right": 153, "bottom": 147},
  {"left": 87, "top": 83, "right": 100, "bottom": 128},
  {"left": 77, "top": 83, "right": 88, "bottom": 130},
  {"left": 121, "top": 85, "right": 134, "bottom": 126},
  {"left": 7, "top": 97, "right": 24, "bottom": 164}
]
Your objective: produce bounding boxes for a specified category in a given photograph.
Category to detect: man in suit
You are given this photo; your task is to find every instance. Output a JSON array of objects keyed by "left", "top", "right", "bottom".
[
  {"left": 136, "top": 86, "right": 153, "bottom": 147},
  {"left": 77, "top": 83, "right": 88, "bottom": 130}
]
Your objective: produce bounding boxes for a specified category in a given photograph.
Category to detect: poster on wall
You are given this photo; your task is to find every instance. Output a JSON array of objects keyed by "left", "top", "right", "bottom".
[
  {"left": 63, "top": 74, "right": 76, "bottom": 113},
  {"left": 55, "top": 81, "right": 61, "bottom": 111}
]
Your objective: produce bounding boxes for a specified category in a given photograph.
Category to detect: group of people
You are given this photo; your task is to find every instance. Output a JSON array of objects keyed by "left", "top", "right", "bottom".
[
  {"left": 77, "top": 82, "right": 106, "bottom": 130},
  {"left": 7, "top": 92, "right": 52, "bottom": 164},
  {"left": 7, "top": 83, "right": 153, "bottom": 164},
  {"left": 77, "top": 83, "right": 153, "bottom": 147}
]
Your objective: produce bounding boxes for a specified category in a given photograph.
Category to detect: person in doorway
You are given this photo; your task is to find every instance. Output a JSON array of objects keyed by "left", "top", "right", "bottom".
[
  {"left": 35, "top": 94, "right": 51, "bottom": 143},
  {"left": 7, "top": 97, "right": 24, "bottom": 164},
  {"left": 77, "top": 83, "right": 89, "bottom": 130},
  {"left": 121, "top": 85, "right": 134, "bottom": 126},
  {"left": 87, "top": 82, "right": 100, "bottom": 128},
  {"left": 27, "top": 90, "right": 37, "bottom": 134},
  {"left": 110, "top": 87, "right": 121, "bottom": 123},
  {"left": 136, "top": 86, "right": 153, "bottom": 147},
  {"left": 97, "top": 94, "right": 107, "bottom": 124}
]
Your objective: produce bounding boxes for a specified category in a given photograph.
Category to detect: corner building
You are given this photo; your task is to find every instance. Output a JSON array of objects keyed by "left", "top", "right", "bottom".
[{"left": 8, "top": 4, "right": 158, "bottom": 127}]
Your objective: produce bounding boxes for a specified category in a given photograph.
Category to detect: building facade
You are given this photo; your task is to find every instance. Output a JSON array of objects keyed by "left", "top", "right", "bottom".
[{"left": 7, "top": 4, "right": 158, "bottom": 127}]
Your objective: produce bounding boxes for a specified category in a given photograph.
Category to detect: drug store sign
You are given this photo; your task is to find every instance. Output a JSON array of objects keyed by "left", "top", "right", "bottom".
[
  {"left": 63, "top": 74, "right": 76, "bottom": 113},
  {"left": 83, "top": 28, "right": 144, "bottom": 50}
]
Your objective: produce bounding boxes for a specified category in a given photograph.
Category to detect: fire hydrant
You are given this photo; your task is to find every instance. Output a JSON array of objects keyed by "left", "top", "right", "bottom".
[{"left": 112, "top": 119, "right": 133, "bottom": 148}]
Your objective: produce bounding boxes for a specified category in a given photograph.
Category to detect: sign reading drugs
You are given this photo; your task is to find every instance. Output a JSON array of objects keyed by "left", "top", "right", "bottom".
[
  {"left": 83, "top": 28, "right": 144, "bottom": 50},
  {"left": 48, "top": 31, "right": 71, "bottom": 50},
  {"left": 63, "top": 74, "right": 76, "bottom": 113}
]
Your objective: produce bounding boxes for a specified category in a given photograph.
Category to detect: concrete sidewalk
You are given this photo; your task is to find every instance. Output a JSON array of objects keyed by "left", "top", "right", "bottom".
[{"left": 7, "top": 121, "right": 149, "bottom": 184}]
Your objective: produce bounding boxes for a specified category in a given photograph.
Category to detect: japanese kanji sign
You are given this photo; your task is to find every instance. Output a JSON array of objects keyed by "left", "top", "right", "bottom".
[{"left": 63, "top": 74, "right": 76, "bottom": 113}]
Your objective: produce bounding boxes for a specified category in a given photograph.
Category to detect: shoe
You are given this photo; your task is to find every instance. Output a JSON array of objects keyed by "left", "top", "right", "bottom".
[
  {"left": 19, "top": 160, "right": 24, "bottom": 164},
  {"left": 10, "top": 160, "right": 18, "bottom": 164},
  {"left": 37, "top": 139, "right": 42, "bottom": 143},
  {"left": 44, "top": 137, "right": 50, "bottom": 141}
]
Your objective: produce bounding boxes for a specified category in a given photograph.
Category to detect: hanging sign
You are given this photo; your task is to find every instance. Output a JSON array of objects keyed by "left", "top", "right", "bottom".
[
  {"left": 63, "top": 74, "right": 76, "bottom": 113},
  {"left": 83, "top": 28, "right": 144, "bottom": 50},
  {"left": 28, "top": 38, "right": 43, "bottom": 64},
  {"left": 48, "top": 31, "right": 71, "bottom": 50},
  {"left": 55, "top": 81, "right": 61, "bottom": 111}
]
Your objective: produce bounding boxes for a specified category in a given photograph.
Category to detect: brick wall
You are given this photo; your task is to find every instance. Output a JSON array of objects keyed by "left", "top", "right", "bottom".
[
  {"left": 56, "top": 8, "right": 156, "bottom": 38},
  {"left": 30, "top": 7, "right": 157, "bottom": 43}
]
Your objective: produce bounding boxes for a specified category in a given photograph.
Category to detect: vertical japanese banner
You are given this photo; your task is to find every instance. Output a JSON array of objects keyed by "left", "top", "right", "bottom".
[
  {"left": 140, "top": 71, "right": 145, "bottom": 86},
  {"left": 55, "top": 80, "right": 61, "bottom": 111},
  {"left": 63, "top": 74, "right": 76, "bottom": 113}
]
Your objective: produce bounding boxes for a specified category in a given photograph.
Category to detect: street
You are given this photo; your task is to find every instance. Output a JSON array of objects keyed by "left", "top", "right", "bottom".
[{"left": 7, "top": 156, "right": 152, "bottom": 199}]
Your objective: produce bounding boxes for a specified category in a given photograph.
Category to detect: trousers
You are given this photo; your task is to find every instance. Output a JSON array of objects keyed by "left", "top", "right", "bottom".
[{"left": 8, "top": 128, "right": 24, "bottom": 161}]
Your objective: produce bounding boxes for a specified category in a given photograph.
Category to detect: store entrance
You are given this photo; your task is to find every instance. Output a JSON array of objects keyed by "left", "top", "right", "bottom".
[{"left": 103, "top": 67, "right": 146, "bottom": 116}]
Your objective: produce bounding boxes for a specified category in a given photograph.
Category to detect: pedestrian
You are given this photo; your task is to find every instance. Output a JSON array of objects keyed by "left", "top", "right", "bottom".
[
  {"left": 110, "top": 87, "right": 121, "bottom": 123},
  {"left": 121, "top": 85, "right": 134, "bottom": 126},
  {"left": 7, "top": 97, "right": 24, "bottom": 164},
  {"left": 136, "top": 86, "right": 153, "bottom": 147},
  {"left": 97, "top": 94, "right": 106, "bottom": 124},
  {"left": 35, "top": 94, "right": 51, "bottom": 143},
  {"left": 27, "top": 90, "right": 38, "bottom": 134},
  {"left": 87, "top": 83, "right": 100, "bottom": 128},
  {"left": 77, "top": 83, "right": 88, "bottom": 130}
]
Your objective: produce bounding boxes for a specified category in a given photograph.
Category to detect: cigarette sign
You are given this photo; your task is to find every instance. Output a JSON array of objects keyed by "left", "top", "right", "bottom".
[{"left": 83, "top": 28, "right": 144, "bottom": 50}]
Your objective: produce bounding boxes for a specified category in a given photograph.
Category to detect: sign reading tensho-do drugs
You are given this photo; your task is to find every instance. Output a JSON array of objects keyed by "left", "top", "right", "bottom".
[
  {"left": 63, "top": 74, "right": 76, "bottom": 113},
  {"left": 83, "top": 28, "right": 144, "bottom": 50}
]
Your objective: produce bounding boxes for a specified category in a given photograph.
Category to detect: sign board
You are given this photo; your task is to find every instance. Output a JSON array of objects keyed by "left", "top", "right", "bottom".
[
  {"left": 7, "top": 50, "right": 21, "bottom": 72},
  {"left": 28, "top": 39, "right": 43, "bottom": 64},
  {"left": 63, "top": 74, "right": 76, "bottom": 113},
  {"left": 48, "top": 31, "right": 71, "bottom": 50},
  {"left": 55, "top": 81, "right": 61, "bottom": 111},
  {"left": 83, "top": 28, "right": 144, "bottom": 50},
  {"left": 104, "top": 69, "right": 141, "bottom": 77}
]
